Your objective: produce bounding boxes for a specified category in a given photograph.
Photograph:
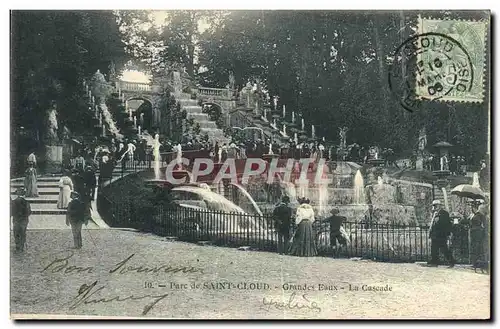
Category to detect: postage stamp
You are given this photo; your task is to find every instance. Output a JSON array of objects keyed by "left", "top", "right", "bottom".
[
  {"left": 415, "top": 17, "right": 488, "bottom": 103},
  {"left": 10, "top": 10, "right": 491, "bottom": 320}
]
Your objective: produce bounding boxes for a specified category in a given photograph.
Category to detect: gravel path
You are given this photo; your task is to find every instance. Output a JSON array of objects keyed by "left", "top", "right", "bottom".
[{"left": 10, "top": 230, "right": 490, "bottom": 319}]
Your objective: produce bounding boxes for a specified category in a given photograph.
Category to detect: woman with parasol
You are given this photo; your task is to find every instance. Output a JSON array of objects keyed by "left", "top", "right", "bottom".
[
  {"left": 469, "top": 200, "right": 488, "bottom": 268},
  {"left": 451, "top": 184, "right": 487, "bottom": 267}
]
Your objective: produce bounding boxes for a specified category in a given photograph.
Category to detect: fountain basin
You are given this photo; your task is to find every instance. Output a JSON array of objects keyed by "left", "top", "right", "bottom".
[
  {"left": 333, "top": 204, "right": 417, "bottom": 225},
  {"left": 262, "top": 154, "right": 280, "bottom": 162}
]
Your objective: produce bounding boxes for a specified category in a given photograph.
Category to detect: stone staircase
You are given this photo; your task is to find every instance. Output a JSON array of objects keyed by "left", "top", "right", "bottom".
[
  {"left": 10, "top": 176, "right": 105, "bottom": 230},
  {"left": 178, "top": 94, "right": 230, "bottom": 145}
]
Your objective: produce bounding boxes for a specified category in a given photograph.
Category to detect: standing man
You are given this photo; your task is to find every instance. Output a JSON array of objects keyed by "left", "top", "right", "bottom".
[
  {"left": 428, "top": 200, "right": 455, "bottom": 267},
  {"left": 83, "top": 166, "right": 97, "bottom": 205},
  {"left": 272, "top": 196, "right": 293, "bottom": 255},
  {"left": 11, "top": 188, "right": 31, "bottom": 252},
  {"left": 74, "top": 152, "right": 86, "bottom": 172},
  {"left": 325, "top": 208, "right": 348, "bottom": 258},
  {"left": 72, "top": 169, "right": 85, "bottom": 198},
  {"left": 66, "top": 192, "right": 88, "bottom": 249}
]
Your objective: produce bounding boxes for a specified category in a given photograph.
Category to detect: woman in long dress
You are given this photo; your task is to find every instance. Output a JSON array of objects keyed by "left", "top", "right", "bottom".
[
  {"left": 289, "top": 198, "right": 318, "bottom": 257},
  {"left": 57, "top": 171, "right": 73, "bottom": 209},
  {"left": 24, "top": 163, "right": 38, "bottom": 197},
  {"left": 469, "top": 202, "right": 487, "bottom": 266}
]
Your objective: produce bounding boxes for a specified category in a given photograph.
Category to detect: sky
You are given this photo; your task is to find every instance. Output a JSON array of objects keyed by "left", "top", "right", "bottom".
[
  {"left": 150, "top": 11, "right": 212, "bottom": 33},
  {"left": 120, "top": 10, "right": 212, "bottom": 83}
]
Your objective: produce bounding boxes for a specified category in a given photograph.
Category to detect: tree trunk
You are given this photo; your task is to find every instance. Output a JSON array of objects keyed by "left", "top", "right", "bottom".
[
  {"left": 187, "top": 43, "right": 195, "bottom": 78},
  {"left": 372, "top": 20, "right": 388, "bottom": 116}
]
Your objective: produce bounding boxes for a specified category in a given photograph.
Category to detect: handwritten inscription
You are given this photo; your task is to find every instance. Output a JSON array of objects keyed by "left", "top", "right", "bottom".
[
  {"left": 109, "top": 254, "right": 204, "bottom": 275},
  {"left": 41, "top": 252, "right": 204, "bottom": 276},
  {"left": 41, "top": 252, "right": 94, "bottom": 274},
  {"left": 262, "top": 292, "right": 322, "bottom": 313},
  {"left": 67, "top": 281, "right": 169, "bottom": 316}
]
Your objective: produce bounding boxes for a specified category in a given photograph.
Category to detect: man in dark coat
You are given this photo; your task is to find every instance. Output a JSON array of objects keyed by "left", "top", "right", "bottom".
[
  {"left": 66, "top": 192, "right": 88, "bottom": 249},
  {"left": 428, "top": 200, "right": 455, "bottom": 267},
  {"left": 72, "top": 170, "right": 86, "bottom": 197},
  {"left": 11, "top": 187, "right": 31, "bottom": 252},
  {"left": 272, "top": 196, "right": 293, "bottom": 255},
  {"left": 325, "top": 208, "right": 348, "bottom": 257},
  {"left": 83, "top": 166, "right": 97, "bottom": 204}
]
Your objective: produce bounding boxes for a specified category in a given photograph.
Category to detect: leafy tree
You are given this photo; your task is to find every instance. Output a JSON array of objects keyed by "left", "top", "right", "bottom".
[
  {"left": 11, "top": 10, "right": 129, "bottom": 174},
  {"left": 197, "top": 10, "right": 489, "bottom": 164}
]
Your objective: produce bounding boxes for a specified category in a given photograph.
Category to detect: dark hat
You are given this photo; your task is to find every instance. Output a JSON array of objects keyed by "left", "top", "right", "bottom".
[
  {"left": 281, "top": 195, "right": 290, "bottom": 203},
  {"left": 298, "top": 197, "right": 310, "bottom": 205},
  {"left": 330, "top": 208, "right": 340, "bottom": 215},
  {"left": 70, "top": 191, "right": 80, "bottom": 199},
  {"left": 15, "top": 187, "right": 26, "bottom": 196}
]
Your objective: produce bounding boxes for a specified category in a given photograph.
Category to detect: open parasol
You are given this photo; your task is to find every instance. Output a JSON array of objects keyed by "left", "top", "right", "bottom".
[{"left": 450, "top": 184, "right": 485, "bottom": 200}]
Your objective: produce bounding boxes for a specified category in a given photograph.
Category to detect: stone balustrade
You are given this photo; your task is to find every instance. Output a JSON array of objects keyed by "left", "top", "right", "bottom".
[
  {"left": 197, "top": 87, "right": 230, "bottom": 98},
  {"left": 118, "top": 81, "right": 152, "bottom": 92}
]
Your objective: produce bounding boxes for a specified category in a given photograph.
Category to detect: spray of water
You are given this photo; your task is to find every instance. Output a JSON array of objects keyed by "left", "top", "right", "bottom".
[
  {"left": 100, "top": 102, "right": 123, "bottom": 139},
  {"left": 229, "top": 183, "right": 263, "bottom": 216},
  {"left": 442, "top": 187, "right": 450, "bottom": 212},
  {"left": 472, "top": 172, "right": 480, "bottom": 188},
  {"left": 317, "top": 181, "right": 329, "bottom": 217},
  {"left": 353, "top": 170, "right": 366, "bottom": 204},
  {"left": 173, "top": 185, "right": 266, "bottom": 235},
  {"left": 153, "top": 134, "right": 161, "bottom": 180}
]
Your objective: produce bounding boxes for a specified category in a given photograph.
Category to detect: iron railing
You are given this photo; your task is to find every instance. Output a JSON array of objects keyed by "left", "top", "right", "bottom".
[{"left": 105, "top": 205, "right": 470, "bottom": 264}]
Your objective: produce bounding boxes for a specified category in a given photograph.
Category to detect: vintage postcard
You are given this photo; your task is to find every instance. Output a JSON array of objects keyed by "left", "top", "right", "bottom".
[{"left": 10, "top": 9, "right": 491, "bottom": 319}]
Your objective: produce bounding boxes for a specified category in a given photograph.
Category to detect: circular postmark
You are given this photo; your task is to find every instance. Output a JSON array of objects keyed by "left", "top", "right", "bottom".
[{"left": 388, "top": 32, "right": 474, "bottom": 112}]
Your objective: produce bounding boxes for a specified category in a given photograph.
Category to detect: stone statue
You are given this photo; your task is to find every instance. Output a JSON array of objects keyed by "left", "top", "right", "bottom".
[
  {"left": 252, "top": 78, "right": 262, "bottom": 116},
  {"left": 108, "top": 61, "right": 116, "bottom": 81},
  {"left": 173, "top": 71, "right": 182, "bottom": 96},
  {"left": 418, "top": 127, "right": 427, "bottom": 152},
  {"left": 228, "top": 71, "right": 236, "bottom": 90},
  {"left": 91, "top": 69, "right": 112, "bottom": 102},
  {"left": 339, "top": 127, "right": 348, "bottom": 150},
  {"left": 46, "top": 103, "right": 59, "bottom": 143},
  {"left": 440, "top": 154, "right": 449, "bottom": 171},
  {"left": 338, "top": 127, "right": 349, "bottom": 161},
  {"left": 273, "top": 96, "right": 279, "bottom": 110},
  {"left": 61, "top": 125, "right": 71, "bottom": 140},
  {"left": 241, "top": 80, "right": 253, "bottom": 108}
]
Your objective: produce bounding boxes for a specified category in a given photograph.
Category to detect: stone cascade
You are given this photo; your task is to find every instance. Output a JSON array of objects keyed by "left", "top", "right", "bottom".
[{"left": 178, "top": 94, "right": 230, "bottom": 144}]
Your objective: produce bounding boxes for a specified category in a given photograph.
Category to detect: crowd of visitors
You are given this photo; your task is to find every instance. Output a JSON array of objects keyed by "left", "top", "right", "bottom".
[
  {"left": 270, "top": 194, "right": 488, "bottom": 268},
  {"left": 12, "top": 132, "right": 489, "bottom": 267}
]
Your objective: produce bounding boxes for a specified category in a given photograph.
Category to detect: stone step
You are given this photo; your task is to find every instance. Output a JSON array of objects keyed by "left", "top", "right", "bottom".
[
  {"left": 178, "top": 98, "right": 198, "bottom": 106},
  {"left": 197, "top": 121, "right": 217, "bottom": 129},
  {"left": 25, "top": 195, "right": 59, "bottom": 203},
  {"left": 187, "top": 113, "right": 210, "bottom": 121},
  {"left": 30, "top": 207, "right": 67, "bottom": 215},
  {"left": 183, "top": 106, "right": 203, "bottom": 114},
  {"left": 11, "top": 176, "right": 61, "bottom": 183},
  {"left": 201, "top": 127, "right": 224, "bottom": 134},
  {"left": 10, "top": 187, "right": 59, "bottom": 195},
  {"left": 31, "top": 202, "right": 66, "bottom": 210},
  {"left": 11, "top": 182, "right": 60, "bottom": 188}
]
